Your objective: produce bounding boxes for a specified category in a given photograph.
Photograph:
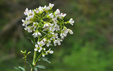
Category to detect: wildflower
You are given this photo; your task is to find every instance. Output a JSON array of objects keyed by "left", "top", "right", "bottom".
[
  {"left": 22, "top": 3, "right": 74, "bottom": 57},
  {"left": 68, "top": 29, "right": 73, "bottom": 34},
  {"left": 55, "top": 9, "right": 60, "bottom": 15},
  {"left": 49, "top": 3, "right": 54, "bottom": 9},
  {"left": 69, "top": 18, "right": 74, "bottom": 25}
]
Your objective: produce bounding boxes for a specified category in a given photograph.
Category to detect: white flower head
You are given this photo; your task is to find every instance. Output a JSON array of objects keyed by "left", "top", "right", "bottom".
[
  {"left": 32, "top": 31, "right": 42, "bottom": 38},
  {"left": 49, "top": 3, "right": 54, "bottom": 9},
  {"left": 44, "top": 5, "right": 50, "bottom": 11},
  {"left": 55, "top": 9, "right": 60, "bottom": 15},
  {"left": 35, "top": 44, "right": 42, "bottom": 52},
  {"left": 38, "top": 6, "right": 44, "bottom": 13},
  {"left": 22, "top": 3, "right": 74, "bottom": 57},
  {"left": 68, "top": 29, "right": 73, "bottom": 34},
  {"left": 24, "top": 8, "right": 29, "bottom": 15},
  {"left": 69, "top": 18, "right": 74, "bottom": 25},
  {"left": 47, "top": 49, "right": 54, "bottom": 54},
  {"left": 48, "top": 13, "right": 54, "bottom": 18}
]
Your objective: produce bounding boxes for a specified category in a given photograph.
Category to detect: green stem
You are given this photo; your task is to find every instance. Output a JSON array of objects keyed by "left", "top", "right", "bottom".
[
  {"left": 35, "top": 52, "right": 42, "bottom": 64},
  {"left": 30, "top": 68, "right": 33, "bottom": 71},
  {"left": 32, "top": 51, "right": 36, "bottom": 66},
  {"left": 24, "top": 60, "right": 26, "bottom": 71}
]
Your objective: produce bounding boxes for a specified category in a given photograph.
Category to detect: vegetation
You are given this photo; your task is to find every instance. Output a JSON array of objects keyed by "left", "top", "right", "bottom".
[{"left": 0, "top": 0, "right": 113, "bottom": 71}]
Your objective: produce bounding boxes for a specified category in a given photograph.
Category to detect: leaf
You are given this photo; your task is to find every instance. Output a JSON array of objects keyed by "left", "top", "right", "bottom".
[
  {"left": 26, "top": 61, "right": 34, "bottom": 68},
  {"left": 35, "top": 65, "right": 46, "bottom": 69},
  {"left": 27, "top": 37, "right": 35, "bottom": 44},
  {"left": 14, "top": 67, "right": 20, "bottom": 71},
  {"left": 39, "top": 57, "right": 51, "bottom": 63},
  {"left": 18, "top": 66, "right": 25, "bottom": 71},
  {"left": 34, "top": 68, "right": 38, "bottom": 71},
  {"left": 14, "top": 66, "right": 25, "bottom": 71}
]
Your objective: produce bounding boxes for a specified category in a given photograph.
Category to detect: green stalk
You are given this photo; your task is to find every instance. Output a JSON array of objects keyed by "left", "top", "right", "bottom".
[
  {"left": 30, "top": 50, "right": 36, "bottom": 71},
  {"left": 32, "top": 51, "right": 36, "bottom": 66},
  {"left": 35, "top": 52, "right": 42, "bottom": 64}
]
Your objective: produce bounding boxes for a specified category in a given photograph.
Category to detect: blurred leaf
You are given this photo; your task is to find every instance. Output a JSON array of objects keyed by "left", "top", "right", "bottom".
[
  {"left": 27, "top": 37, "right": 35, "bottom": 44},
  {"left": 38, "top": 57, "right": 51, "bottom": 63},
  {"left": 34, "top": 68, "right": 38, "bottom": 71},
  {"left": 26, "top": 61, "right": 34, "bottom": 68},
  {"left": 14, "top": 66, "right": 25, "bottom": 71},
  {"left": 35, "top": 65, "right": 46, "bottom": 69}
]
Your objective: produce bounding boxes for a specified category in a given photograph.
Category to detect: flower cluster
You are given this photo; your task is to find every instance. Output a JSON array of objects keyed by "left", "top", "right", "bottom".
[{"left": 22, "top": 3, "right": 74, "bottom": 57}]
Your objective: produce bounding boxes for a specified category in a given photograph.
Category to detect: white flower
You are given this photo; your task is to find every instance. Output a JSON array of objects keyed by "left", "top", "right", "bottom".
[
  {"left": 68, "top": 29, "right": 73, "bottom": 34},
  {"left": 52, "top": 18, "right": 58, "bottom": 24},
  {"left": 22, "top": 3, "right": 74, "bottom": 57},
  {"left": 48, "top": 13, "right": 54, "bottom": 18},
  {"left": 55, "top": 9, "right": 60, "bottom": 15},
  {"left": 42, "top": 38, "right": 46, "bottom": 42},
  {"left": 42, "top": 54, "right": 45, "bottom": 57},
  {"left": 34, "top": 9, "right": 39, "bottom": 13},
  {"left": 33, "top": 22, "right": 38, "bottom": 29},
  {"left": 49, "top": 3, "right": 54, "bottom": 9},
  {"left": 58, "top": 13, "right": 66, "bottom": 19},
  {"left": 22, "top": 18, "right": 32, "bottom": 26},
  {"left": 47, "top": 49, "right": 54, "bottom": 54},
  {"left": 24, "top": 26, "right": 33, "bottom": 33},
  {"left": 57, "top": 38, "right": 62, "bottom": 45},
  {"left": 24, "top": 8, "right": 29, "bottom": 15},
  {"left": 46, "top": 40, "right": 51, "bottom": 47},
  {"left": 38, "top": 47, "right": 42, "bottom": 52},
  {"left": 38, "top": 6, "right": 43, "bottom": 13},
  {"left": 61, "top": 13, "right": 66, "bottom": 17},
  {"left": 44, "top": 5, "right": 50, "bottom": 11},
  {"left": 37, "top": 40, "right": 45, "bottom": 47},
  {"left": 69, "top": 18, "right": 74, "bottom": 25},
  {"left": 32, "top": 33, "right": 38, "bottom": 38},
  {"left": 34, "top": 48, "right": 38, "bottom": 51},
  {"left": 43, "top": 23, "right": 49, "bottom": 28},
  {"left": 54, "top": 40, "right": 58, "bottom": 46},
  {"left": 32, "top": 31, "right": 42, "bottom": 38},
  {"left": 24, "top": 9, "right": 34, "bottom": 20},
  {"left": 54, "top": 24, "right": 60, "bottom": 31},
  {"left": 35, "top": 44, "right": 42, "bottom": 52}
]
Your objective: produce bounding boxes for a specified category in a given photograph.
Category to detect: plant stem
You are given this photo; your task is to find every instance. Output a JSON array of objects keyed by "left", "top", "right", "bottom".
[
  {"left": 30, "top": 68, "right": 33, "bottom": 71},
  {"left": 25, "top": 60, "right": 26, "bottom": 71},
  {"left": 30, "top": 50, "right": 36, "bottom": 71},
  {"left": 33, "top": 51, "right": 36, "bottom": 66},
  {"left": 35, "top": 52, "right": 42, "bottom": 64}
]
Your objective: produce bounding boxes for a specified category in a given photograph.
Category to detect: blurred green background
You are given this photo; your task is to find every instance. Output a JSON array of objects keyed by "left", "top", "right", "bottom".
[{"left": 0, "top": 0, "right": 113, "bottom": 71}]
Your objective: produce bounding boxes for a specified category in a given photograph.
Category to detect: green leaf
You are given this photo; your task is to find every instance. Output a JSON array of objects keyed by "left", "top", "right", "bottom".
[
  {"left": 14, "top": 67, "right": 20, "bottom": 71},
  {"left": 27, "top": 37, "right": 35, "bottom": 44},
  {"left": 34, "top": 68, "right": 38, "bottom": 71},
  {"left": 26, "top": 61, "right": 34, "bottom": 68},
  {"left": 39, "top": 57, "right": 51, "bottom": 63},
  {"left": 35, "top": 65, "right": 46, "bottom": 69},
  {"left": 14, "top": 66, "right": 25, "bottom": 71}
]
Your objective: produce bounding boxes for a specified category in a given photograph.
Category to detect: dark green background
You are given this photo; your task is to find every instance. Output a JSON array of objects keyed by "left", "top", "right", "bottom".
[{"left": 0, "top": 0, "right": 113, "bottom": 71}]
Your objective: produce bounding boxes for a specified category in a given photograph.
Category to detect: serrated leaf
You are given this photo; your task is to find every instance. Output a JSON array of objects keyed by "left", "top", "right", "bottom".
[
  {"left": 26, "top": 61, "right": 34, "bottom": 68},
  {"left": 34, "top": 68, "right": 38, "bottom": 71},
  {"left": 39, "top": 57, "right": 51, "bottom": 63},
  {"left": 35, "top": 65, "right": 46, "bottom": 69}
]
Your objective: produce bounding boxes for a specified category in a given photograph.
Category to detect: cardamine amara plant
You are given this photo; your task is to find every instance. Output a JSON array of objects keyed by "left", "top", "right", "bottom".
[{"left": 15, "top": 3, "right": 74, "bottom": 71}]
